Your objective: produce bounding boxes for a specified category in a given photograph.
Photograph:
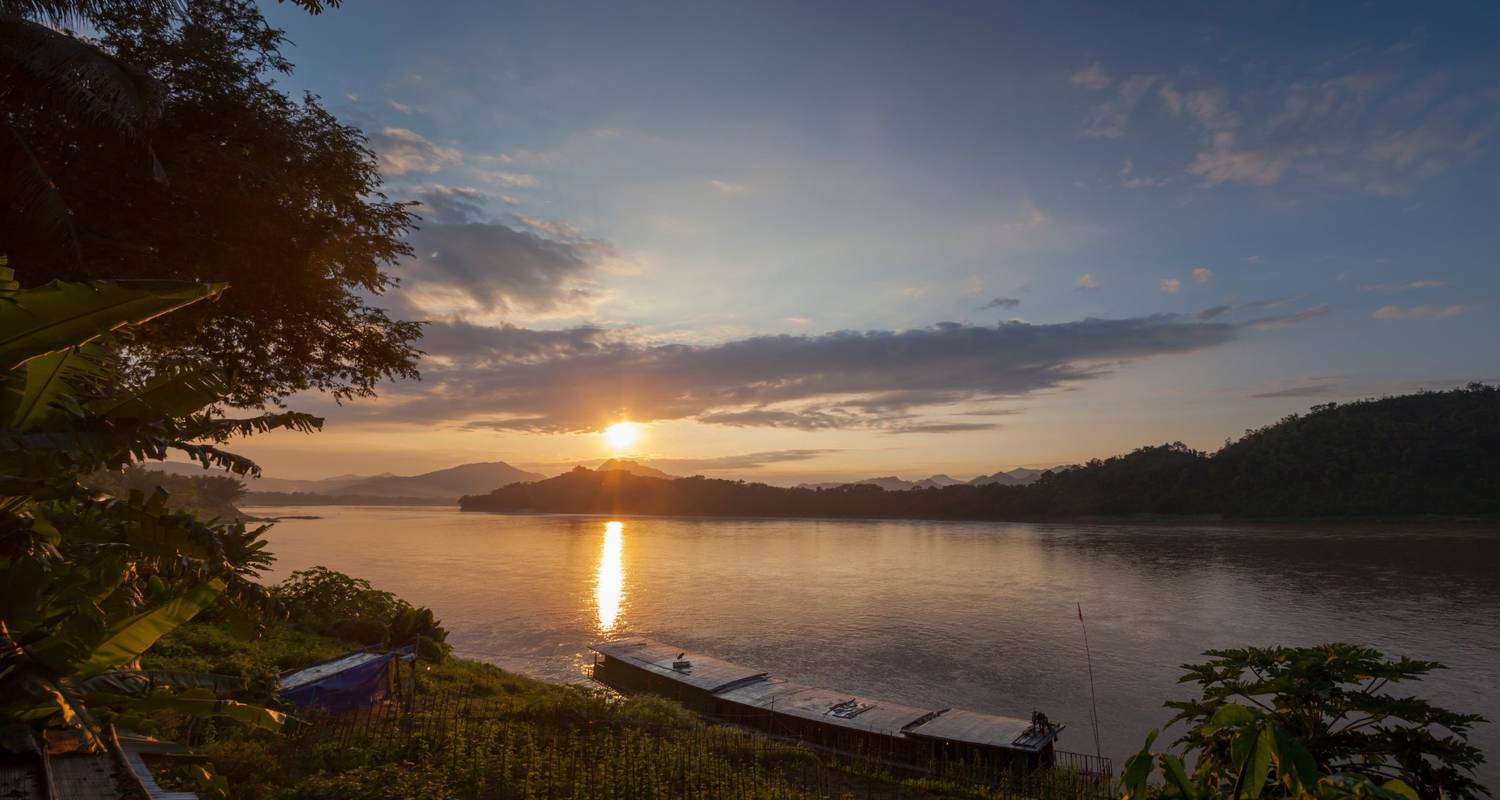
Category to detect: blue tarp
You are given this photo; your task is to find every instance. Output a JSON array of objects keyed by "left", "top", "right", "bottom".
[{"left": 278, "top": 646, "right": 416, "bottom": 712}]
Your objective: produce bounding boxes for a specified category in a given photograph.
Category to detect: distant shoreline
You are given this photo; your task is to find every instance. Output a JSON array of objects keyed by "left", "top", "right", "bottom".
[{"left": 429, "top": 506, "right": 1498, "bottom": 527}]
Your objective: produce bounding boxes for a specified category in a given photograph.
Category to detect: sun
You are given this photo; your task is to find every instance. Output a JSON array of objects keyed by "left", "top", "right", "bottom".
[{"left": 603, "top": 421, "right": 640, "bottom": 451}]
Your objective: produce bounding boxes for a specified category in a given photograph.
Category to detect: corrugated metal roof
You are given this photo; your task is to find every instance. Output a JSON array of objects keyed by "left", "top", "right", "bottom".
[
  {"left": 279, "top": 650, "right": 388, "bottom": 691},
  {"left": 590, "top": 638, "right": 767, "bottom": 694},
  {"left": 713, "top": 677, "right": 939, "bottom": 737},
  {"left": 904, "top": 708, "right": 1054, "bottom": 752}
]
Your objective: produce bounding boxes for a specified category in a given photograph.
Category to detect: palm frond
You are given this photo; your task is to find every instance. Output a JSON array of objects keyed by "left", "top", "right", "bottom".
[{"left": 0, "top": 14, "right": 164, "bottom": 134}]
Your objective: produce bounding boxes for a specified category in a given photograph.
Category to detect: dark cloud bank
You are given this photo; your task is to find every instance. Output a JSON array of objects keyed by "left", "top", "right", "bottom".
[{"left": 378, "top": 315, "right": 1238, "bottom": 433}]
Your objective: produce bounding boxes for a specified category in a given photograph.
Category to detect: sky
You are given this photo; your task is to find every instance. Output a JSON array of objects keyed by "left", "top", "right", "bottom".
[{"left": 232, "top": 0, "right": 1500, "bottom": 485}]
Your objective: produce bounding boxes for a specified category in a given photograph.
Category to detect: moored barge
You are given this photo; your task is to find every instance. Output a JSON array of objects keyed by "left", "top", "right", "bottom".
[{"left": 590, "top": 638, "right": 1072, "bottom": 772}]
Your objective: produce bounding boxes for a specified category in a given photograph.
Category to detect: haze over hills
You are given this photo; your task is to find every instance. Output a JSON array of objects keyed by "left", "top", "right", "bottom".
[
  {"left": 593, "top": 459, "right": 677, "bottom": 479},
  {"left": 796, "top": 469, "right": 1056, "bottom": 491},
  {"left": 144, "top": 455, "right": 1065, "bottom": 504},
  {"left": 146, "top": 460, "right": 544, "bottom": 501}
]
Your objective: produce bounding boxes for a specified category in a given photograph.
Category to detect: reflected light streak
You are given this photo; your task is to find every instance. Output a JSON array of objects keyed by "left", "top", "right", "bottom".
[{"left": 595, "top": 521, "right": 625, "bottom": 633}]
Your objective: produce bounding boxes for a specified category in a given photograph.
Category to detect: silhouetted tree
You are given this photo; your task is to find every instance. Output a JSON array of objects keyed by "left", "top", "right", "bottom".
[{"left": 2, "top": 0, "right": 421, "bottom": 406}]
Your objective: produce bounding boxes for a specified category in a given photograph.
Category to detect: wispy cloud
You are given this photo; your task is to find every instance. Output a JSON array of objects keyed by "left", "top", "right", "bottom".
[
  {"left": 1372, "top": 304, "right": 1469, "bottom": 320},
  {"left": 1119, "top": 157, "right": 1171, "bottom": 189},
  {"left": 1080, "top": 74, "right": 1158, "bottom": 138},
  {"left": 386, "top": 99, "right": 412, "bottom": 114},
  {"left": 1246, "top": 304, "right": 1330, "bottom": 330},
  {"left": 980, "top": 297, "right": 1021, "bottom": 310},
  {"left": 371, "top": 127, "right": 461, "bottom": 175},
  {"left": 1192, "top": 267, "right": 1213, "bottom": 284},
  {"left": 1079, "top": 62, "right": 1500, "bottom": 194},
  {"left": 1076, "top": 274, "right": 1102, "bottom": 290},
  {"left": 477, "top": 170, "right": 541, "bottom": 188},
  {"left": 1160, "top": 278, "right": 1182, "bottom": 294},
  {"left": 1248, "top": 375, "right": 1346, "bottom": 399},
  {"left": 708, "top": 179, "right": 748, "bottom": 195},
  {"left": 1359, "top": 279, "right": 1447, "bottom": 292},
  {"left": 1070, "top": 62, "right": 1113, "bottom": 91}
]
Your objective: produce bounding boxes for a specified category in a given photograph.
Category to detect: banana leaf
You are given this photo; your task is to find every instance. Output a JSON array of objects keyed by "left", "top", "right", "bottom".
[
  {"left": 0, "top": 344, "right": 108, "bottom": 428},
  {"left": 0, "top": 279, "right": 225, "bottom": 370},
  {"left": 78, "top": 670, "right": 247, "bottom": 697},
  {"left": 75, "top": 578, "right": 225, "bottom": 676},
  {"left": 83, "top": 691, "right": 285, "bottom": 732}
]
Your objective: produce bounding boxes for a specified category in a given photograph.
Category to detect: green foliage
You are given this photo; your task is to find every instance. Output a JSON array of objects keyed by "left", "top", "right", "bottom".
[
  {"left": 1121, "top": 645, "right": 1488, "bottom": 800},
  {"left": 0, "top": 263, "right": 321, "bottom": 750},
  {"left": 87, "top": 464, "right": 248, "bottom": 522},
  {"left": 2, "top": 0, "right": 423, "bottom": 407},
  {"left": 275, "top": 566, "right": 450, "bottom": 660}
]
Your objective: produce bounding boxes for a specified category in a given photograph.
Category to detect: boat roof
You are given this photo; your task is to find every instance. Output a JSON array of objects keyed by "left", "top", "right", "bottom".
[
  {"left": 712, "top": 677, "right": 940, "bottom": 737},
  {"left": 591, "top": 638, "right": 768, "bottom": 694},
  {"left": 905, "top": 708, "right": 1058, "bottom": 753},
  {"left": 279, "top": 650, "right": 389, "bottom": 692}
]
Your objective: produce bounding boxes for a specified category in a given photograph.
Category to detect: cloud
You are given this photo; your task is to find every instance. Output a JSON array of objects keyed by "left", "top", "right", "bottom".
[
  {"left": 1246, "top": 304, "right": 1330, "bottom": 330},
  {"left": 650, "top": 450, "right": 837, "bottom": 473},
  {"left": 477, "top": 170, "right": 541, "bottom": 188},
  {"left": 1359, "top": 279, "right": 1447, "bottom": 292},
  {"left": 1192, "top": 267, "right": 1213, "bottom": 284},
  {"left": 1372, "top": 304, "right": 1469, "bottom": 320},
  {"left": 1076, "top": 274, "right": 1101, "bottom": 290},
  {"left": 397, "top": 190, "right": 611, "bottom": 319},
  {"left": 883, "top": 422, "right": 1003, "bottom": 435},
  {"left": 1079, "top": 59, "right": 1499, "bottom": 193},
  {"left": 413, "top": 185, "right": 486, "bottom": 224},
  {"left": 1246, "top": 255, "right": 1262, "bottom": 264},
  {"left": 1248, "top": 376, "right": 1346, "bottom": 399},
  {"left": 980, "top": 297, "right": 1021, "bottom": 310},
  {"left": 371, "top": 127, "right": 460, "bottom": 175},
  {"left": 708, "top": 180, "right": 748, "bottom": 195},
  {"left": 1070, "top": 62, "right": 1113, "bottom": 91},
  {"left": 514, "top": 214, "right": 587, "bottom": 241},
  {"left": 363, "top": 316, "right": 1238, "bottom": 433},
  {"left": 1080, "top": 74, "right": 1159, "bottom": 138},
  {"left": 1119, "top": 158, "right": 1171, "bottom": 189},
  {"left": 1196, "top": 305, "right": 1232, "bottom": 321},
  {"left": 1160, "top": 278, "right": 1182, "bottom": 294},
  {"left": 1177, "top": 73, "right": 1500, "bottom": 192},
  {"left": 387, "top": 99, "right": 412, "bottom": 114}
]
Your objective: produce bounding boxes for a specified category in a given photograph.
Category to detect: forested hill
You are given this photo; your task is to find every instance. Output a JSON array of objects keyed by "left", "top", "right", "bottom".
[{"left": 460, "top": 386, "right": 1500, "bottom": 519}]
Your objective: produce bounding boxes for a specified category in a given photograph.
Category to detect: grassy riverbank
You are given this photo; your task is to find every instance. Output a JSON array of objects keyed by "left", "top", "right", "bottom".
[{"left": 138, "top": 619, "right": 1055, "bottom": 799}]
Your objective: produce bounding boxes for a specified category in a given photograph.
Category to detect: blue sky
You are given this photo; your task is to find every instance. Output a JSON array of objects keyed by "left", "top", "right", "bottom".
[{"left": 240, "top": 0, "right": 1500, "bottom": 482}]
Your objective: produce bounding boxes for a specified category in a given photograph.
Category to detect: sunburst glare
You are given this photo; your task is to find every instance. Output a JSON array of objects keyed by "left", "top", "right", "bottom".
[{"left": 602, "top": 421, "right": 640, "bottom": 452}]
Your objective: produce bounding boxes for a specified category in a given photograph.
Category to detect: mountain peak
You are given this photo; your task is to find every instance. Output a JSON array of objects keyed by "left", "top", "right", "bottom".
[{"left": 593, "top": 459, "right": 677, "bottom": 479}]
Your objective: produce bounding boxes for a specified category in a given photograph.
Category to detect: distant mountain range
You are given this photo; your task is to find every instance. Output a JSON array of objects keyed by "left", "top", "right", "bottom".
[
  {"left": 143, "top": 456, "right": 1058, "bottom": 505},
  {"left": 145, "top": 460, "right": 545, "bottom": 501},
  {"left": 795, "top": 468, "right": 1057, "bottom": 491}
]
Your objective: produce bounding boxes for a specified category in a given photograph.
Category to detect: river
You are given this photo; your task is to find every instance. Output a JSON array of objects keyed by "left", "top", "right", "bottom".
[{"left": 249, "top": 505, "right": 1500, "bottom": 783}]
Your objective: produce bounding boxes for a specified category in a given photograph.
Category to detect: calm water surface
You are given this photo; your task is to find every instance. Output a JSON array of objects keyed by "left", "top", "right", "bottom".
[{"left": 251, "top": 506, "right": 1500, "bottom": 782}]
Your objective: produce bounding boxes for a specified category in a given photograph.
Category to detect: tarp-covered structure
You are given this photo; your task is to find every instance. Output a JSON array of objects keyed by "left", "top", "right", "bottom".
[{"left": 277, "top": 646, "right": 415, "bottom": 712}]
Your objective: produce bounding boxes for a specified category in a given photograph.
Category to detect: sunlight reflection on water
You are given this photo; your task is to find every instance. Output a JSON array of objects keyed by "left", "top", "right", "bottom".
[{"left": 596, "top": 521, "right": 624, "bottom": 633}]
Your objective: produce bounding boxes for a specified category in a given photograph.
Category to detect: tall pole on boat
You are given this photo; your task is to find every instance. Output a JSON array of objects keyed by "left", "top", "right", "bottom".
[{"left": 1077, "top": 602, "right": 1102, "bottom": 761}]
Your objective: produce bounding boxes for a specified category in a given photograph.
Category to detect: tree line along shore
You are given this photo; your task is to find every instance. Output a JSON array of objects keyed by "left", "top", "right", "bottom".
[{"left": 461, "top": 385, "right": 1500, "bottom": 520}]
